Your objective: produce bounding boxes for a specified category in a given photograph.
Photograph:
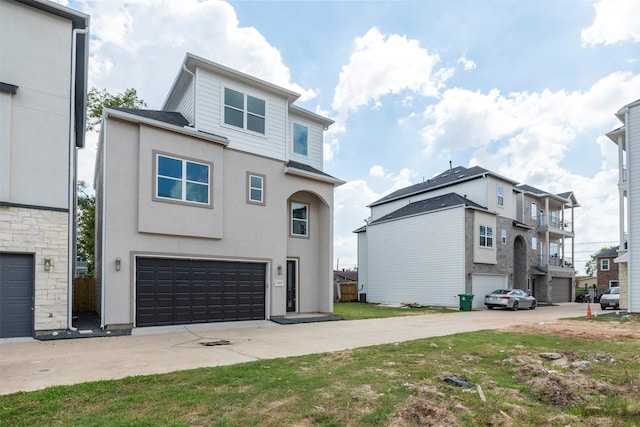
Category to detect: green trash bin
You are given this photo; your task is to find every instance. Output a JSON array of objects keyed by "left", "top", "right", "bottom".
[{"left": 457, "top": 294, "right": 474, "bottom": 311}]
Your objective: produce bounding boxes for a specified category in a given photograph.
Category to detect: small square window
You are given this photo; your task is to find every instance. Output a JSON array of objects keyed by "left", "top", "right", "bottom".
[
  {"left": 247, "top": 173, "right": 265, "bottom": 205},
  {"left": 600, "top": 259, "right": 610, "bottom": 271},
  {"left": 293, "top": 123, "right": 308, "bottom": 156},
  {"left": 291, "top": 202, "right": 308, "bottom": 237}
]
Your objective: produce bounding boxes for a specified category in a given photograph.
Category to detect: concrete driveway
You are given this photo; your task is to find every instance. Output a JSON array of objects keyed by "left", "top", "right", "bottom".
[{"left": 0, "top": 303, "right": 589, "bottom": 395}]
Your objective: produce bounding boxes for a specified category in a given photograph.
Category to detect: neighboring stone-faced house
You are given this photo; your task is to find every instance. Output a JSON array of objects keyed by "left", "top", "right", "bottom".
[
  {"left": 355, "top": 165, "right": 579, "bottom": 308},
  {"left": 95, "top": 53, "right": 343, "bottom": 330},
  {"left": 606, "top": 98, "right": 640, "bottom": 313},
  {"left": 0, "top": 0, "right": 89, "bottom": 338},
  {"left": 596, "top": 246, "right": 620, "bottom": 296}
]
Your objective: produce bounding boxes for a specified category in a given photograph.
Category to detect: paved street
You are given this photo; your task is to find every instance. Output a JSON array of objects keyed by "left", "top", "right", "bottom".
[{"left": 0, "top": 303, "right": 589, "bottom": 395}]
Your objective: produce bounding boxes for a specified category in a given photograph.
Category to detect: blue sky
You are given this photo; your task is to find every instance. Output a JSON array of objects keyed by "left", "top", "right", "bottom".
[{"left": 66, "top": 0, "right": 640, "bottom": 274}]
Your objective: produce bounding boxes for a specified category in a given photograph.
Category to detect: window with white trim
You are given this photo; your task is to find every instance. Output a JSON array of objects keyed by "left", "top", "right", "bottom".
[
  {"left": 293, "top": 123, "right": 308, "bottom": 156},
  {"left": 501, "top": 229, "right": 507, "bottom": 244},
  {"left": 609, "top": 280, "right": 619, "bottom": 287},
  {"left": 600, "top": 259, "right": 610, "bottom": 271},
  {"left": 224, "top": 88, "right": 265, "bottom": 134},
  {"left": 497, "top": 184, "right": 504, "bottom": 207},
  {"left": 532, "top": 237, "right": 537, "bottom": 250},
  {"left": 531, "top": 202, "right": 537, "bottom": 219},
  {"left": 247, "top": 173, "right": 265, "bottom": 205},
  {"left": 479, "top": 225, "right": 493, "bottom": 248},
  {"left": 155, "top": 153, "right": 210, "bottom": 205},
  {"left": 291, "top": 202, "right": 308, "bottom": 236}
]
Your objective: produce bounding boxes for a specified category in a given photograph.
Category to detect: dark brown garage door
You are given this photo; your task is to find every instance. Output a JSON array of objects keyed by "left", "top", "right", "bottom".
[{"left": 136, "top": 258, "right": 265, "bottom": 327}]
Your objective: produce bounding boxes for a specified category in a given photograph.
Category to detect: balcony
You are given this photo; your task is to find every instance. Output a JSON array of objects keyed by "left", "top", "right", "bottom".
[
  {"left": 538, "top": 217, "right": 573, "bottom": 234},
  {"left": 538, "top": 255, "right": 574, "bottom": 269}
]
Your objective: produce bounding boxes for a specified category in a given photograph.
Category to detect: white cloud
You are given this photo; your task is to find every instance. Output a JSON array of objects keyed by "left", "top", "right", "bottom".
[
  {"left": 79, "top": 0, "right": 316, "bottom": 107},
  {"left": 369, "top": 165, "right": 385, "bottom": 177},
  {"left": 331, "top": 27, "right": 453, "bottom": 122},
  {"left": 581, "top": 0, "right": 640, "bottom": 46},
  {"left": 457, "top": 55, "right": 476, "bottom": 71}
]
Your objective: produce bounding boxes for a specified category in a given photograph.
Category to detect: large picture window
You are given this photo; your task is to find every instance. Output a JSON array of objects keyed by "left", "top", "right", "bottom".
[
  {"left": 155, "top": 153, "right": 210, "bottom": 205},
  {"left": 293, "top": 123, "right": 308, "bottom": 156},
  {"left": 291, "top": 202, "right": 308, "bottom": 237},
  {"left": 479, "top": 225, "right": 493, "bottom": 248},
  {"left": 224, "top": 88, "right": 265, "bottom": 134}
]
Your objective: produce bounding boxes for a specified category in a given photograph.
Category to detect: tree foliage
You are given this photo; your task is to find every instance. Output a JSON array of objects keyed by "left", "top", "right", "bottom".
[
  {"left": 584, "top": 246, "right": 617, "bottom": 276},
  {"left": 86, "top": 87, "right": 147, "bottom": 132},
  {"left": 77, "top": 181, "right": 95, "bottom": 275}
]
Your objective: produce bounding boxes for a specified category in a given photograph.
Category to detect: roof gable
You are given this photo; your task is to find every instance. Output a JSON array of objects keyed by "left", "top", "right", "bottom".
[
  {"left": 370, "top": 192, "right": 486, "bottom": 225},
  {"left": 370, "top": 165, "right": 517, "bottom": 207}
]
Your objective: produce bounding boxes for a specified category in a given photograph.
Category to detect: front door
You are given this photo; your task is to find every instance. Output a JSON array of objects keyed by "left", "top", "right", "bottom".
[{"left": 286, "top": 259, "right": 297, "bottom": 312}]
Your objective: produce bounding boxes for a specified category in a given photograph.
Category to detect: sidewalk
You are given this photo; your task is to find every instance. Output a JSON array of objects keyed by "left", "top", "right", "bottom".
[{"left": 0, "top": 303, "right": 588, "bottom": 395}]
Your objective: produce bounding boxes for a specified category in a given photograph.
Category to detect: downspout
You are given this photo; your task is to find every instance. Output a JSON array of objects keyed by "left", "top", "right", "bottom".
[
  {"left": 68, "top": 26, "right": 88, "bottom": 332},
  {"left": 182, "top": 64, "right": 196, "bottom": 127}
]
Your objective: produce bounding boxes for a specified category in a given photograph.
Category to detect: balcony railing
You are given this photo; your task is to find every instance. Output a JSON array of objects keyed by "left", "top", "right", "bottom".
[
  {"left": 539, "top": 255, "right": 573, "bottom": 269},
  {"left": 538, "top": 217, "right": 572, "bottom": 232}
]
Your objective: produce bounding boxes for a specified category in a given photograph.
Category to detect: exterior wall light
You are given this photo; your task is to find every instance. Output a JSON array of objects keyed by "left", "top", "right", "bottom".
[
  {"left": 44, "top": 257, "right": 51, "bottom": 271},
  {"left": 277, "top": 264, "right": 282, "bottom": 275},
  {"left": 115, "top": 257, "right": 121, "bottom": 271}
]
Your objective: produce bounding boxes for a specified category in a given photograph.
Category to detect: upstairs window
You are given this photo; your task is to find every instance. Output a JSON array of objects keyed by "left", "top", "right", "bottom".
[
  {"left": 497, "top": 185, "right": 504, "bottom": 206},
  {"left": 247, "top": 173, "right": 265, "bottom": 205},
  {"left": 224, "top": 88, "right": 265, "bottom": 134},
  {"left": 293, "top": 123, "right": 308, "bottom": 156},
  {"left": 600, "top": 259, "right": 610, "bottom": 271},
  {"left": 479, "top": 225, "right": 493, "bottom": 248},
  {"left": 156, "top": 153, "right": 210, "bottom": 205},
  {"left": 291, "top": 202, "right": 308, "bottom": 237},
  {"left": 531, "top": 202, "right": 537, "bottom": 219}
]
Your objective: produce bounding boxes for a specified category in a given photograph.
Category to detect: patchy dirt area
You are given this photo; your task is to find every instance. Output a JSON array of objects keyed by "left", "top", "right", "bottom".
[{"left": 503, "top": 318, "right": 640, "bottom": 341}]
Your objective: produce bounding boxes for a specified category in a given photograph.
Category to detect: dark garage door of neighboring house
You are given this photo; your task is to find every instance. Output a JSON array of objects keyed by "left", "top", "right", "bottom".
[
  {"left": 136, "top": 258, "right": 266, "bottom": 327},
  {"left": 0, "top": 253, "right": 34, "bottom": 338},
  {"left": 551, "top": 277, "right": 571, "bottom": 303}
]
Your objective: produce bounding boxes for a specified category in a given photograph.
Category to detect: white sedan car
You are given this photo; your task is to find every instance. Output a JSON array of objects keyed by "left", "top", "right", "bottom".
[{"left": 485, "top": 289, "right": 537, "bottom": 311}]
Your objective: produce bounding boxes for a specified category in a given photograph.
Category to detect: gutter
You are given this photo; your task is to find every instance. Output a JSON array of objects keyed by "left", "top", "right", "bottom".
[{"left": 67, "top": 26, "right": 89, "bottom": 333}]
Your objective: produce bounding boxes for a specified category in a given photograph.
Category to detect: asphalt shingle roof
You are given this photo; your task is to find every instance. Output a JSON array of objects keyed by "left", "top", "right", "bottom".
[
  {"left": 370, "top": 165, "right": 509, "bottom": 207},
  {"left": 285, "top": 160, "right": 341, "bottom": 181},
  {"left": 596, "top": 246, "right": 620, "bottom": 259},
  {"left": 112, "top": 108, "right": 190, "bottom": 127},
  {"left": 369, "top": 192, "right": 485, "bottom": 225}
]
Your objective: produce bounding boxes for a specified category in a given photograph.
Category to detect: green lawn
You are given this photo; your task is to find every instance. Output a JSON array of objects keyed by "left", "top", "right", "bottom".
[
  {"left": 1, "top": 325, "right": 638, "bottom": 426},
  {"left": 333, "top": 301, "right": 457, "bottom": 320}
]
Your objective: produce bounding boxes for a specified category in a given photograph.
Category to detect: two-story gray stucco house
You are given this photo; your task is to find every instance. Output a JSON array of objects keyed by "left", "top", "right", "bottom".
[
  {"left": 0, "top": 0, "right": 89, "bottom": 338},
  {"left": 94, "top": 53, "right": 344, "bottom": 330},
  {"left": 355, "top": 165, "right": 579, "bottom": 308}
]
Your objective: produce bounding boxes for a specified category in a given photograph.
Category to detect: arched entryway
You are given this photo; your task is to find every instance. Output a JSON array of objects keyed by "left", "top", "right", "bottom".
[
  {"left": 513, "top": 235, "right": 527, "bottom": 290},
  {"left": 286, "top": 190, "right": 331, "bottom": 314}
]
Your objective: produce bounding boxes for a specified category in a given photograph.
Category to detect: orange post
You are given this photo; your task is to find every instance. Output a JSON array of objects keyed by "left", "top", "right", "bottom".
[{"left": 586, "top": 302, "right": 592, "bottom": 318}]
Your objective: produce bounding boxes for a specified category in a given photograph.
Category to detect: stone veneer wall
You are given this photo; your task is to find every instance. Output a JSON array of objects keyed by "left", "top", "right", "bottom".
[{"left": 0, "top": 206, "right": 69, "bottom": 331}]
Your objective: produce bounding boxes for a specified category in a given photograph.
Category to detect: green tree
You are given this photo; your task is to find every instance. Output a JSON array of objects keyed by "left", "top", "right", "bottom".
[
  {"left": 86, "top": 87, "right": 147, "bottom": 132},
  {"left": 76, "top": 88, "right": 146, "bottom": 274},
  {"left": 584, "top": 246, "right": 617, "bottom": 276},
  {"left": 76, "top": 181, "right": 95, "bottom": 275}
]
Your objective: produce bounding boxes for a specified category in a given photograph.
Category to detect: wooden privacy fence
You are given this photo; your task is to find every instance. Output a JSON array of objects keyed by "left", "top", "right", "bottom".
[
  {"left": 339, "top": 282, "right": 358, "bottom": 302},
  {"left": 73, "top": 277, "right": 96, "bottom": 312}
]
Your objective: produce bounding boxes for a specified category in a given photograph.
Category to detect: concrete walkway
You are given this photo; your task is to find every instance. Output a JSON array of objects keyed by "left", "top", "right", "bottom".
[{"left": 0, "top": 303, "right": 589, "bottom": 395}]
